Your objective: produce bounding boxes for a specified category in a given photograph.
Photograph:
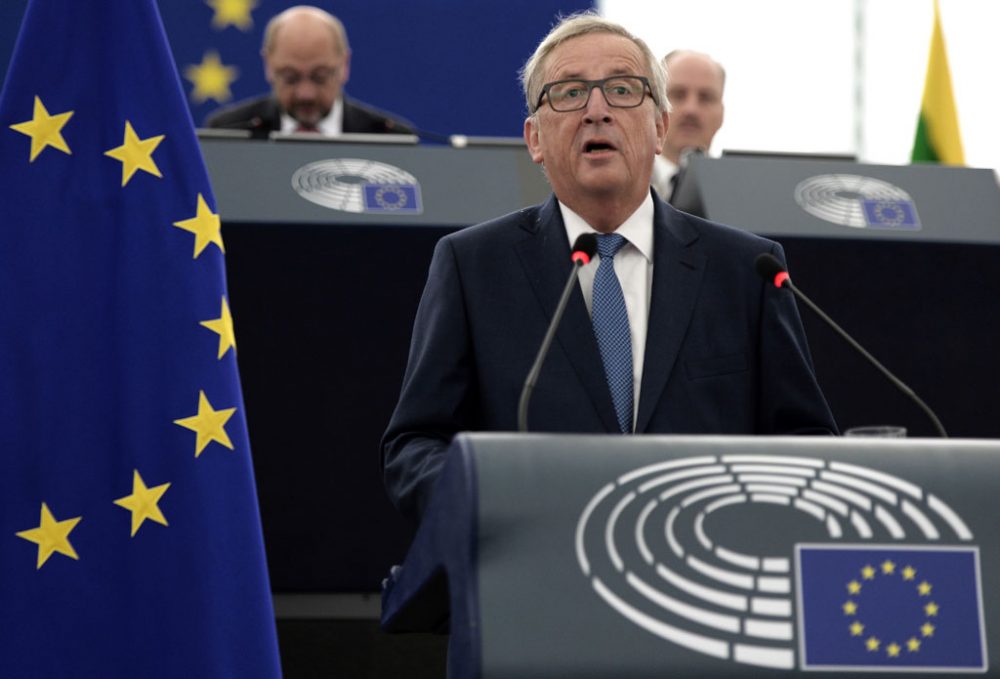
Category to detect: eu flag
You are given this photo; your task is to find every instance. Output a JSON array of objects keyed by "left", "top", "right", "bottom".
[
  {"left": 362, "top": 183, "right": 423, "bottom": 214},
  {"left": 797, "top": 545, "right": 986, "bottom": 671},
  {"left": 861, "top": 198, "right": 921, "bottom": 229},
  {"left": 0, "top": 1, "right": 281, "bottom": 677}
]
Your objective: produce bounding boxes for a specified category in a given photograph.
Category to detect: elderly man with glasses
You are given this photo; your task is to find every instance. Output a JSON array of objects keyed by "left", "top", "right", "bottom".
[
  {"left": 382, "top": 13, "right": 837, "bottom": 522},
  {"left": 205, "top": 5, "right": 413, "bottom": 138}
]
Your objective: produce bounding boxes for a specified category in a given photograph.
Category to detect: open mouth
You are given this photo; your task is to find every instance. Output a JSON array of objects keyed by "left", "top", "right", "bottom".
[{"left": 584, "top": 140, "right": 616, "bottom": 154}]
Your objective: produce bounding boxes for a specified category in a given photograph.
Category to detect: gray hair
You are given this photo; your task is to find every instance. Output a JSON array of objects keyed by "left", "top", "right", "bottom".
[
  {"left": 262, "top": 5, "right": 349, "bottom": 56},
  {"left": 520, "top": 12, "right": 667, "bottom": 115}
]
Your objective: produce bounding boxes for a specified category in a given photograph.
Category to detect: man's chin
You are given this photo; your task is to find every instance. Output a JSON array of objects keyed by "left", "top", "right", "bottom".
[{"left": 291, "top": 108, "right": 324, "bottom": 126}]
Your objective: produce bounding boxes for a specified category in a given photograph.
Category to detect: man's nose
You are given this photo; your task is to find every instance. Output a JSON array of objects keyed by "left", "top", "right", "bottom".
[
  {"left": 293, "top": 80, "right": 318, "bottom": 100},
  {"left": 582, "top": 85, "right": 613, "bottom": 123},
  {"left": 675, "top": 95, "right": 699, "bottom": 115}
]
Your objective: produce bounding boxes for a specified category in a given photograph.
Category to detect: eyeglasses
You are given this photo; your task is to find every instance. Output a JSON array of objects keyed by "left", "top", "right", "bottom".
[
  {"left": 535, "top": 76, "right": 655, "bottom": 113},
  {"left": 272, "top": 67, "right": 340, "bottom": 88}
]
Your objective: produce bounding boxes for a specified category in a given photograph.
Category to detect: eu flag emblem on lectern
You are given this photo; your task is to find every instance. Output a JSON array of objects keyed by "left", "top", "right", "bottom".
[
  {"left": 797, "top": 545, "right": 986, "bottom": 671},
  {"left": 0, "top": 1, "right": 280, "bottom": 677}
]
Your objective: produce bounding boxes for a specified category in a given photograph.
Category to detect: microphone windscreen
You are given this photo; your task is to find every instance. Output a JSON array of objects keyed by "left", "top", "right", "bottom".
[
  {"left": 755, "top": 252, "right": 786, "bottom": 282},
  {"left": 572, "top": 233, "right": 598, "bottom": 260},
  {"left": 570, "top": 233, "right": 597, "bottom": 264}
]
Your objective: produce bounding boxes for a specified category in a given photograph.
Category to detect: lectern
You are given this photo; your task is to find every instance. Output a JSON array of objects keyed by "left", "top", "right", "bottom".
[{"left": 382, "top": 433, "right": 999, "bottom": 677}]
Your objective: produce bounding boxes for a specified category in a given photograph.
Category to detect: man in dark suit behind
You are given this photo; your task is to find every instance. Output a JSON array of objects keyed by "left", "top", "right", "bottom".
[
  {"left": 382, "top": 13, "right": 837, "bottom": 521},
  {"left": 204, "top": 5, "right": 413, "bottom": 138}
]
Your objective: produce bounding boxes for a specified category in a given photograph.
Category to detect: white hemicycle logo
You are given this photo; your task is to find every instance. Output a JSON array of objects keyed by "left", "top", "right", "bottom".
[
  {"left": 291, "top": 158, "right": 422, "bottom": 214},
  {"left": 794, "top": 174, "right": 920, "bottom": 230},
  {"left": 575, "top": 454, "right": 980, "bottom": 671}
]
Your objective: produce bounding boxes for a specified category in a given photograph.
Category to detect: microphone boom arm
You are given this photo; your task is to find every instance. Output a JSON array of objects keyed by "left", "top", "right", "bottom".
[{"left": 783, "top": 278, "right": 948, "bottom": 438}]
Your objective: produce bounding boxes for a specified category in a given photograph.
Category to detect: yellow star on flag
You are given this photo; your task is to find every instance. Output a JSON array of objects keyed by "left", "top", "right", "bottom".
[
  {"left": 849, "top": 621, "right": 865, "bottom": 636},
  {"left": 887, "top": 642, "right": 901, "bottom": 658},
  {"left": 842, "top": 600, "right": 858, "bottom": 615},
  {"left": 880, "top": 559, "right": 896, "bottom": 575},
  {"left": 861, "top": 564, "right": 876, "bottom": 580},
  {"left": 847, "top": 580, "right": 862, "bottom": 594},
  {"left": 924, "top": 601, "right": 939, "bottom": 617},
  {"left": 184, "top": 51, "right": 239, "bottom": 104},
  {"left": 9, "top": 96, "right": 73, "bottom": 162},
  {"left": 16, "top": 502, "right": 82, "bottom": 569},
  {"left": 114, "top": 470, "right": 171, "bottom": 537},
  {"left": 921, "top": 622, "right": 936, "bottom": 637},
  {"left": 918, "top": 580, "right": 932, "bottom": 595},
  {"left": 174, "top": 390, "right": 236, "bottom": 457},
  {"left": 866, "top": 636, "right": 880, "bottom": 652},
  {"left": 201, "top": 296, "right": 237, "bottom": 359},
  {"left": 907, "top": 637, "right": 921, "bottom": 652},
  {"left": 104, "top": 120, "right": 164, "bottom": 187},
  {"left": 173, "top": 193, "right": 224, "bottom": 258},
  {"left": 902, "top": 565, "right": 916, "bottom": 580},
  {"left": 207, "top": 0, "right": 258, "bottom": 30}
]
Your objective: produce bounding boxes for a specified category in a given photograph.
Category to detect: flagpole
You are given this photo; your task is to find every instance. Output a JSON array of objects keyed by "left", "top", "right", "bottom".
[{"left": 852, "top": 0, "right": 866, "bottom": 161}]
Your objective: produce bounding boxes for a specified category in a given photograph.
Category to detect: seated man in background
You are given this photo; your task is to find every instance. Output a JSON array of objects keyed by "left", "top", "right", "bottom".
[
  {"left": 651, "top": 49, "right": 725, "bottom": 203},
  {"left": 205, "top": 5, "right": 413, "bottom": 138},
  {"left": 382, "top": 13, "right": 836, "bottom": 521}
]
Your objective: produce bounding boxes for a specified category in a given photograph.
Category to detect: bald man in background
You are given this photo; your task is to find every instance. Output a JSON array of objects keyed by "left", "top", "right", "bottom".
[
  {"left": 651, "top": 50, "right": 725, "bottom": 203},
  {"left": 205, "top": 5, "right": 413, "bottom": 138}
]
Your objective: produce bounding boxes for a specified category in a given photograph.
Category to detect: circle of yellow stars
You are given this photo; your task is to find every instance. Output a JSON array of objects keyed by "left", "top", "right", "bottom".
[
  {"left": 10, "top": 91, "right": 242, "bottom": 569},
  {"left": 842, "top": 559, "right": 939, "bottom": 659}
]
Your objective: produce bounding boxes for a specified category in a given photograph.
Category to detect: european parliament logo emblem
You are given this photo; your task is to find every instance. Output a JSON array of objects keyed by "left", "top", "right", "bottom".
[
  {"left": 795, "top": 174, "right": 922, "bottom": 231},
  {"left": 291, "top": 158, "right": 423, "bottom": 214},
  {"left": 575, "top": 454, "right": 988, "bottom": 672},
  {"left": 798, "top": 545, "right": 986, "bottom": 671}
]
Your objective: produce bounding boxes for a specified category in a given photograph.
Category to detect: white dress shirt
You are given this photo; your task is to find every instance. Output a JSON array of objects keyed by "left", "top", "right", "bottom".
[
  {"left": 280, "top": 96, "right": 344, "bottom": 135},
  {"left": 650, "top": 155, "right": 679, "bottom": 202},
  {"left": 560, "top": 194, "right": 655, "bottom": 426}
]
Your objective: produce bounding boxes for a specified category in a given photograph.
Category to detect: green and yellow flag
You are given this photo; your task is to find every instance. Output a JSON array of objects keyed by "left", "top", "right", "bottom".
[{"left": 911, "top": 0, "right": 964, "bottom": 164}]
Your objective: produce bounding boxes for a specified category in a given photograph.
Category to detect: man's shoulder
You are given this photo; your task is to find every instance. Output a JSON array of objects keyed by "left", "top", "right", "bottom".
[
  {"left": 662, "top": 201, "right": 778, "bottom": 258},
  {"left": 342, "top": 95, "right": 415, "bottom": 135},
  {"left": 442, "top": 202, "right": 550, "bottom": 252},
  {"left": 203, "top": 94, "right": 277, "bottom": 131}
]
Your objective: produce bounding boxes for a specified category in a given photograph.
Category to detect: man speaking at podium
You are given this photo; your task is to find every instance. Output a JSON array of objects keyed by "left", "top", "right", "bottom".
[{"left": 382, "top": 13, "right": 837, "bottom": 521}]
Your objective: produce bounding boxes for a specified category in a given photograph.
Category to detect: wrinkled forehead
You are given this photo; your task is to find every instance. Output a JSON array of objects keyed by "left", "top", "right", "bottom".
[{"left": 542, "top": 33, "right": 648, "bottom": 82}]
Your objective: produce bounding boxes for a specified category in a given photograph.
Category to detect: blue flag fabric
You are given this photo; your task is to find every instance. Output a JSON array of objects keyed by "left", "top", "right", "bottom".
[
  {"left": 0, "top": 1, "right": 281, "bottom": 677},
  {"left": 797, "top": 545, "right": 986, "bottom": 671}
]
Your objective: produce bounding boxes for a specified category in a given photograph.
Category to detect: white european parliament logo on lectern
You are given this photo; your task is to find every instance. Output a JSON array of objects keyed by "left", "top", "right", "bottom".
[
  {"left": 575, "top": 454, "right": 987, "bottom": 672},
  {"left": 794, "top": 174, "right": 921, "bottom": 231},
  {"left": 291, "top": 158, "right": 423, "bottom": 215}
]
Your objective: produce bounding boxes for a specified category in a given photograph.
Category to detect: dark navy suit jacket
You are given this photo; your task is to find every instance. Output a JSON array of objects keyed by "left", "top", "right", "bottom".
[
  {"left": 203, "top": 94, "right": 414, "bottom": 139},
  {"left": 382, "top": 193, "right": 837, "bottom": 519}
]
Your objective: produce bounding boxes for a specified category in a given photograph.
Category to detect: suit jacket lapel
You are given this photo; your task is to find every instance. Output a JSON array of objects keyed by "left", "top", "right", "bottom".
[
  {"left": 635, "top": 200, "right": 706, "bottom": 433},
  {"left": 514, "top": 197, "right": 620, "bottom": 433}
]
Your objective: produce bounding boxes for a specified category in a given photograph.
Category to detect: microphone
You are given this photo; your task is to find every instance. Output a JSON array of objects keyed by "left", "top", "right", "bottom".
[
  {"left": 754, "top": 252, "right": 947, "bottom": 437},
  {"left": 518, "top": 233, "right": 598, "bottom": 432}
]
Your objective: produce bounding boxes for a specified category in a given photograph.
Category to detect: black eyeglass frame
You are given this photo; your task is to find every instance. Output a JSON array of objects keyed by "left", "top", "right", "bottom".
[{"left": 534, "top": 75, "right": 657, "bottom": 113}]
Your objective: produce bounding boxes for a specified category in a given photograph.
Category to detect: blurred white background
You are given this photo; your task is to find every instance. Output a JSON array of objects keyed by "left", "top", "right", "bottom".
[{"left": 600, "top": 0, "right": 999, "bottom": 172}]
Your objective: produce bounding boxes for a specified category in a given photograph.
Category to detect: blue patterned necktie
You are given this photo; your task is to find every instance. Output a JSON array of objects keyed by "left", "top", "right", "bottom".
[{"left": 592, "top": 233, "right": 633, "bottom": 433}]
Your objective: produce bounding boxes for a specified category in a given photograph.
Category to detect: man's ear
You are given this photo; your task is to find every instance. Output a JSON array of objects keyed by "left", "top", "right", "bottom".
[
  {"left": 654, "top": 109, "right": 668, "bottom": 156},
  {"left": 340, "top": 49, "right": 352, "bottom": 86},
  {"left": 524, "top": 116, "right": 543, "bottom": 164}
]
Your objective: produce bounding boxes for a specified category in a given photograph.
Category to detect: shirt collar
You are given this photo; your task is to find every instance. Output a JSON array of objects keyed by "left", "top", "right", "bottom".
[
  {"left": 559, "top": 192, "right": 655, "bottom": 263},
  {"left": 280, "top": 96, "right": 344, "bottom": 135}
]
